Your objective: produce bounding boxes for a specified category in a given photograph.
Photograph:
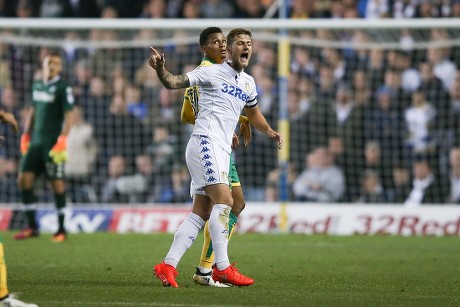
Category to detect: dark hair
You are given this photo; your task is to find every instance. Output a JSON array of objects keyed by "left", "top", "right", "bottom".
[
  {"left": 199, "top": 27, "right": 223, "bottom": 46},
  {"left": 226, "top": 28, "right": 252, "bottom": 46},
  {"left": 48, "top": 51, "right": 62, "bottom": 59}
]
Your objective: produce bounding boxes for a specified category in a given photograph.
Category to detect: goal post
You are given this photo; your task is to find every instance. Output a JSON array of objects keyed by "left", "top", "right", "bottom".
[{"left": 0, "top": 18, "right": 459, "bottom": 205}]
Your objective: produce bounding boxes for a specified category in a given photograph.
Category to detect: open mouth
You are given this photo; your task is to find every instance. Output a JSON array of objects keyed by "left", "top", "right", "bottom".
[{"left": 241, "top": 53, "right": 249, "bottom": 61}]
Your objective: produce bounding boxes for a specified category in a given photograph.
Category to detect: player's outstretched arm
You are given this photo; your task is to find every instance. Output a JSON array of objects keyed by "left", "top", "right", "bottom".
[
  {"left": 148, "top": 47, "right": 190, "bottom": 90},
  {"left": 0, "top": 109, "right": 19, "bottom": 133},
  {"left": 245, "top": 106, "right": 283, "bottom": 149}
]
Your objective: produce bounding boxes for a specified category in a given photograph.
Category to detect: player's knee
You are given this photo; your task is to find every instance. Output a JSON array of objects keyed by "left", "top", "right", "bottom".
[
  {"left": 17, "top": 174, "right": 32, "bottom": 190},
  {"left": 232, "top": 201, "right": 245, "bottom": 216}
]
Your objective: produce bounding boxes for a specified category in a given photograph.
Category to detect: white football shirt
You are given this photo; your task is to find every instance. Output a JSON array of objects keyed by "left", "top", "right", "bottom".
[{"left": 186, "top": 61, "right": 258, "bottom": 153}]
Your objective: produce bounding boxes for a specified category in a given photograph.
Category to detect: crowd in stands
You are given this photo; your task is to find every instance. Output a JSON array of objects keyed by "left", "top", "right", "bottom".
[
  {"left": 0, "top": 0, "right": 460, "bottom": 205},
  {"left": 1, "top": 0, "right": 460, "bottom": 19}
]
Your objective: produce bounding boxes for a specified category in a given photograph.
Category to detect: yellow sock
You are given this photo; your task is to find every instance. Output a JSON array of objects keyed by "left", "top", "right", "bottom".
[
  {"left": 198, "top": 212, "right": 238, "bottom": 270},
  {"left": 198, "top": 221, "right": 214, "bottom": 269},
  {"left": 0, "top": 243, "right": 9, "bottom": 299}
]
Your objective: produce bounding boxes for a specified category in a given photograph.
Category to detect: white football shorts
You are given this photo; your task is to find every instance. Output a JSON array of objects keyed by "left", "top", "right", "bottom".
[{"left": 186, "top": 135, "right": 230, "bottom": 197}]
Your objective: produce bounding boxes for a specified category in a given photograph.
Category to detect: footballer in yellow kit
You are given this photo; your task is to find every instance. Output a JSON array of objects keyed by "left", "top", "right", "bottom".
[{"left": 180, "top": 27, "right": 251, "bottom": 287}]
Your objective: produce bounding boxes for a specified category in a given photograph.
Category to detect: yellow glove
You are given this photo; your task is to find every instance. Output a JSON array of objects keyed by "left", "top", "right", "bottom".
[
  {"left": 20, "top": 133, "right": 31, "bottom": 155},
  {"left": 49, "top": 135, "right": 68, "bottom": 164},
  {"left": 238, "top": 121, "right": 252, "bottom": 147}
]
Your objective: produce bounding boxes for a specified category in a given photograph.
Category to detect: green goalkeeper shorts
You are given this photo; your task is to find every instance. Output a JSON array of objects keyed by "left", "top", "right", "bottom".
[{"left": 20, "top": 142, "right": 65, "bottom": 180}]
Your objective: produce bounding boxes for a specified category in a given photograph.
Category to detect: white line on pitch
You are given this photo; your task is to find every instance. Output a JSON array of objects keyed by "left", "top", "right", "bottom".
[{"left": 38, "top": 301, "right": 269, "bottom": 307}]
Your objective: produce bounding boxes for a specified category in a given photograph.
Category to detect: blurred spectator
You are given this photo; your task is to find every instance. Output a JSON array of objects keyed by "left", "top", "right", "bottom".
[
  {"left": 72, "top": 59, "right": 93, "bottom": 106},
  {"left": 125, "top": 83, "right": 148, "bottom": 122},
  {"left": 0, "top": 86, "right": 20, "bottom": 159},
  {"left": 364, "top": 86, "right": 404, "bottom": 176},
  {"left": 331, "top": 84, "right": 365, "bottom": 201},
  {"left": 292, "top": 147, "right": 345, "bottom": 202},
  {"left": 448, "top": 147, "right": 460, "bottom": 203},
  {"left": 291, "top": 47, "right": 316, "bottom": 77},
  {"left": 103, "top": 0, "right": 143, "bottom": 18},
  {"left": 357, "top": 169, "right": 386, "bottom": 203},
  {"left": 234, "top": 0, "right": 266, "bottom": 18},
  {"left": 38, "top": 0, "right": 73, "bottom": 18},
  {"left": 158, "top": 164, "right": 191, "bottom": 203},
  {"left": 139, "top": 0, "right": 167, "bottom": 18},
  {"left": 358, "top": 0, "right": 389, "bottom": 19},
  {"left": 146, "top": 126, "right": 176, "bottom": 190},
  {"left": 100, "top": 5, "right": 118, "bottom": 18},
  {"left": 352, "top": 70, "right": 372, "bottom": 106},
  {"left": 404, "top": 89, "right": 436, "bottom": 154},
  {"left": 367, "top": 49, "right": 385, "bottom": 91},
  {"left": 0, "top": 156, "right": 18, "bottom": 202},
  {"left": 418, "top": 62, "right": 450, "bottom": 122},
  {"left": 362, "top": 140, "right": 393, "bottom": 193},
  {"left": 392, "top": 164, "right": 411, "bottom": 203},
  {"left": 69, "top": 0, "right": 100, "bottom": 17},
  {"left": 265, "top": 163, "right": 297, "bottom": 201},
  {"left": 394, "top": 51, "right": 420, "bottom": 93},
  {"left": 453, "top": 0, "right": 460, "bottom": 17},
  {"left": 65, "top": 106, "right": 98, "bottom": 203},
  {"left": 94, "top": 94, "right": 151, "bottom": 173},
  {"left": 180, "top": 0, "right": 202, "bottom": 18},
  {"left": 134, "top": 154, "right": 155, "bottom": 203},
  {"left": 201, "top": 0, "right": 235, "bottom": 18},
  {"left": 330, "top": 0, "right": 345, "bottom": 18},
  {"left": 101, "top": 155, "right": 129, "bottom": 203},
  {"left": 15, "top": 0, "right": 36, "bottom": 18},
  {"left": 404, "top": 156, "right": 447, "bottom": 206},
  {"left": 382, "top": 68, "right": 411, "bottom": 112},
  {"left": 427, "top": 46, "right": 457, "bottom": 91},
  {"left": 445, "top": 71, "right": 460, "bottom": 147},
  {"left": 82, "top": 75, "right": 110, "bottom": 125},
  {"left": 290, "top": 79, "right": 337, "bottom": 173},
  {"left": 0, "top": 44, "right": 12, "bottom": 89},
  {"left": 316, "top": 65, "right": 336, "bottom": 105},
  {"left": 323, "top": 48, "right": 346, "bottom": 82},
  {"left": 392, "top": 0, "right": 417, "bottom": 18},
  {"left": 289, "top": 0, "right": 316, "bottom": 18}
]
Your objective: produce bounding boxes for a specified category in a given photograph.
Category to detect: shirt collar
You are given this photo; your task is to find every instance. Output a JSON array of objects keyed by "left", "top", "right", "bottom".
[{"left": 44, "top": 75, "right": 61, "bottom": 85}]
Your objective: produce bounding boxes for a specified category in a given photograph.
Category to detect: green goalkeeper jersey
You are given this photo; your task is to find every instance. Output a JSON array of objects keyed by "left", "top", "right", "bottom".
[{"left": 31, "top": 76, "right": 74, "bottom": 143}]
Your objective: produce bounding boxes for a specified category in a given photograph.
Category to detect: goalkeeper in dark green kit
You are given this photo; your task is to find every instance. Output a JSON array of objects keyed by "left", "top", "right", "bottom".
[{"left": 14, "top": 52, "right": 75, "bottom": 242}]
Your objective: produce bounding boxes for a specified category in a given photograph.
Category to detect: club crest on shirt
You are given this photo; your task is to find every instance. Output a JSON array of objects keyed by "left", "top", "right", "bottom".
[
  {"left": 245, "top": 81, "right": 250, "bottom": 91},
  {"left": 221, "top": 171, "right": 228, "bottom": 182}
]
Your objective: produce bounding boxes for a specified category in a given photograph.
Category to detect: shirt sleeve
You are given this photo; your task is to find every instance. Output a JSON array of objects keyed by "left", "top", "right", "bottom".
[
  {"left": 186, "top": 66, "right": 213, "bottom": 87},
  {"left": 245, "top": 78, "right": 258, "bottom": 108},
  {"left": 61, "top": 83, "right": 75, "bottom": 112}
]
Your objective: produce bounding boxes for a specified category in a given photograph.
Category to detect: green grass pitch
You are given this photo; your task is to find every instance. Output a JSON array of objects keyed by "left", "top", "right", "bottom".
[{"left": 2, "top": 232, "right": 460, "bottom": 307}]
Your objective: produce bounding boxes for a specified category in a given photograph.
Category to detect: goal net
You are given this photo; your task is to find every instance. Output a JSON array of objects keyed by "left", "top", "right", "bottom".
[{"left": 0, "top": 19, "right": 458, "bottom": 205}]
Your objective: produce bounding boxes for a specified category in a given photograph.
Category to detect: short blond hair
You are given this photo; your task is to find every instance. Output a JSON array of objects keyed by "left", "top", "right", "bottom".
[{"left": 226, "top": 28, "right": 252, "bottom": 46}]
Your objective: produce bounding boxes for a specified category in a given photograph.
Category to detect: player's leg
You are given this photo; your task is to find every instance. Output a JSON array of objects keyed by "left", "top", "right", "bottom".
[
  {"left": 49, "top": 178, "right": 67, "bottom": 242},
  {"left": 153, "top": 194, "right": 211, "bottom": 288},
  {"left": 153, "top": 136, "right": 213, "bottom": 287},
  {"left": 14, "top": 145, "right": 41, "bottom": 240},
  {"left": 0, "top": 240, "right": 38, "bottom": 307},
  {"left": 46, "top": 144, "right": 68, "bottom": 242},
  {"left": 193, "top": 159, "right": 244, "bottom": 287},
  {"left": 0, "top": 240, "right": 8, "bottom": 300},
  {"left": 205, "top": 184, "right": 253, "bottom": 286}
]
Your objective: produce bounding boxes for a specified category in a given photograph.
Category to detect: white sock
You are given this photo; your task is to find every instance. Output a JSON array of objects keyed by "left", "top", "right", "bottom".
[
  {"left": 208, "top": 204, "right": 231, "bottom": 271},
  {"left": 197, "top": 266, "right": 212, "bottom": 275},
  {"left": 164, "top": 212, "right": 205, "bottom": 268}
]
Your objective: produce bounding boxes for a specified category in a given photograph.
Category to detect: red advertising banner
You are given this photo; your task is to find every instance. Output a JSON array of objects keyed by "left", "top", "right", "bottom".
[{"left": 110, "top": 207, "right": 190, "bottom": 233}]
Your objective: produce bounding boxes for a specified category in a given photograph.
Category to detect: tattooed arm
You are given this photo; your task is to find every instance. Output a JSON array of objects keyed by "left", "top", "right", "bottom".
[{"left": 149, "top": 47, "right": 190, "bottom": 89}]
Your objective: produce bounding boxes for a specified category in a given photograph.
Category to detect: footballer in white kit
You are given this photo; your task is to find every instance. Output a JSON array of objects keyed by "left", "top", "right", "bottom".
[
  {"left": 149, "top": 28, "right": 282, "bottom": 288},
  {"left": 185, "top": 62, "right": 258, "bottom": 196}
]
